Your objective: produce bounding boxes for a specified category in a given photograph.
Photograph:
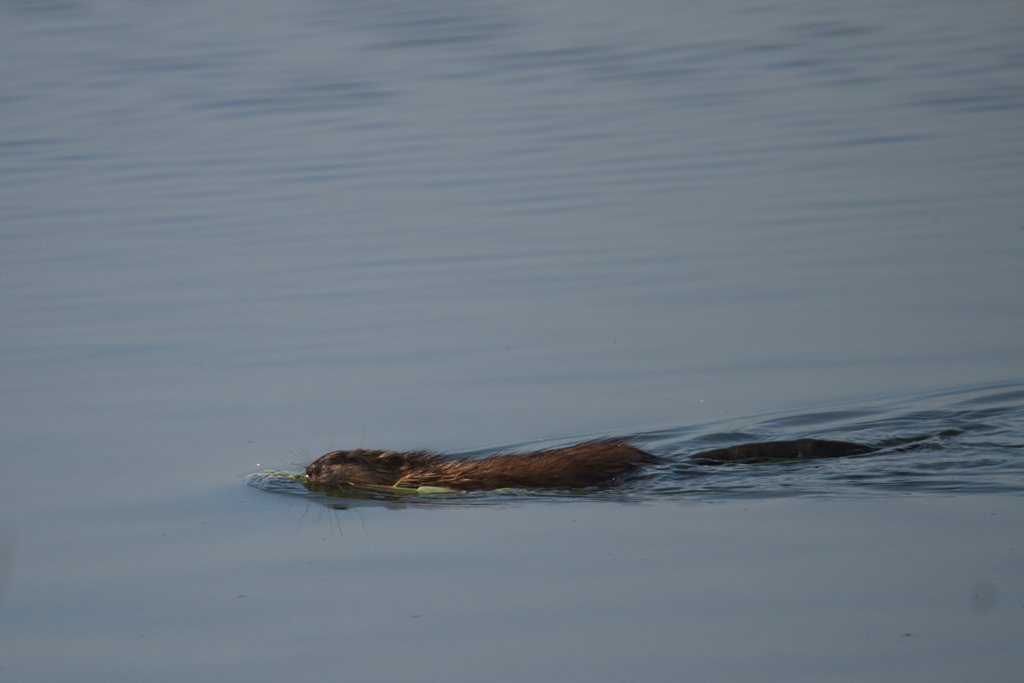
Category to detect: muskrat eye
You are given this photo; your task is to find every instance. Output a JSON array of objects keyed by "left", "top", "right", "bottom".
[
  {"left": 319, "top": 450, "right": 349, "bottom": 464},
  {"left": 332, "top": 452, "right": 362, "bottom": 465}
]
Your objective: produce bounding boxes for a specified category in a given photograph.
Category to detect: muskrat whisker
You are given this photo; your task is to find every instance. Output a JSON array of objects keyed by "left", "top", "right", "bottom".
[{"left": 284, "top": 443, "right": 315, "bottom": 468}]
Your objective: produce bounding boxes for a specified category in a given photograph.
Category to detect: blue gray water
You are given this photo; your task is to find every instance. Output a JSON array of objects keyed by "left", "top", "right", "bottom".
[{"left": 1, "top": 0, "right": 1023, "bottom": 680}]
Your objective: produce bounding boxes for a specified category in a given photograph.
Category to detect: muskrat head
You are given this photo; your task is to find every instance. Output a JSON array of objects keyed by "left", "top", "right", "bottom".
[{"left": 304, "top": 449, "right": 409, "bottom": 487}]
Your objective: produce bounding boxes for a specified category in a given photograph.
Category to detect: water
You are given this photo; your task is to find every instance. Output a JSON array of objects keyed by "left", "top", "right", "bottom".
[{"left": 2, "top": 0, "right": 1023, "bottom": 680}]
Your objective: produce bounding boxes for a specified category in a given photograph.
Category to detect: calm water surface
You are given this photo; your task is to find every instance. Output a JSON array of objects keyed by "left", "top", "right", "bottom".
[{"left": 1, "top": 0, "right": 1023, "bottom": 680}]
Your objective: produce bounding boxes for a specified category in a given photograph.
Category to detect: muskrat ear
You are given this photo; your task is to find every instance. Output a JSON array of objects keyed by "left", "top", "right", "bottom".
[{"left": 318, "top": 450, "right": 361, "bottom": 465}]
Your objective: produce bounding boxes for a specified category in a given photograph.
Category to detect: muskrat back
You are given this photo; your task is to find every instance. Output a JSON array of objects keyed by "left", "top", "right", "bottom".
[{"left": 305, "top": 441, "right": 658, "bottom": 491}]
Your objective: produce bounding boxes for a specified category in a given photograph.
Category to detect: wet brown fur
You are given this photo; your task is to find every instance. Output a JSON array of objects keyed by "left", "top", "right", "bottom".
[{"left": 304, "top": 439, "right": 872, "bottom": 491}]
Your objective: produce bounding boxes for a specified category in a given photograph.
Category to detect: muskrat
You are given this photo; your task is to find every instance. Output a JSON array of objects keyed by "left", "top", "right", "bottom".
[{"left": 304, "top": 439, "right": 874, "bottom": 491}]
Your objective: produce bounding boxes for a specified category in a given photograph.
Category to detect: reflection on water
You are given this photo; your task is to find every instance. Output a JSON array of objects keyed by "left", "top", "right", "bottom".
[
  {"left": 0, "top": 525, "right": 13, "bottom": 610},
  {"left": 2, "top": 0, "right": 1023, "bottom": 681},
  {"left": 2, "top": 0, "right": 1022, "bottom": 454}
]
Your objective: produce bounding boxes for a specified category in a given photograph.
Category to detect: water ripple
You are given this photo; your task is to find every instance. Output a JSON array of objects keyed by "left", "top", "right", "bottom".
[{"left": 248, "top": 381, "right": 1024, "bottom": 507}]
